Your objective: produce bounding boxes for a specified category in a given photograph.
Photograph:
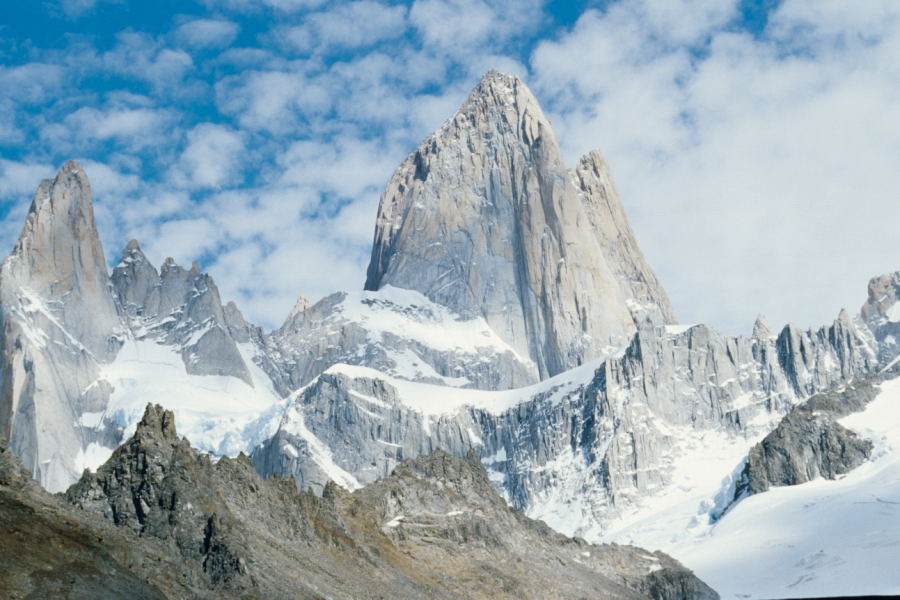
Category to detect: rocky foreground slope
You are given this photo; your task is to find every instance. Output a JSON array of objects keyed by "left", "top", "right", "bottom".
[{"left": 1, "top": 404, "right": 716, "bottom": 599}]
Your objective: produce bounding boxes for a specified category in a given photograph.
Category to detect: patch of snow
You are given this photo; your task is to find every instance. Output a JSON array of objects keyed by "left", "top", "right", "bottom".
[
  {"left": 601, "top": 426, "right": 761, "bottom": 550},
  {"left": 385, "top": 514, "right": 404, "bottom": 528},
  {"left": 78, "top": 411, "right": 105, "bottom": 428},
  {"left": 619, "top": 376, "right": 900, "bottom": 599},
  {"left": 385, "top": 346, "right": 471, "bottom": 387},
  {"left": 347, "top": 389, "right": 389, "bottom": 409},
  {"left": 333, "top": 285, "right": 532, "bottom": 363},
  {"left": 100, "top": 339, "right": 284, "bottom": 458},
  {"left": 73, "top": 442, "right": 114, "bottom": 474},
  {"left": 323, "top": 358, "right": 603, "bottom": 416},
  {"left": 886, "top": 301, "right": 900, "bottom": 323}
]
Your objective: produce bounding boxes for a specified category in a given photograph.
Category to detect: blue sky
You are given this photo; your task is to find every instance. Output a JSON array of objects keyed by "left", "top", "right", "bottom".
[{"left": 1, "top": 0, "right": 899, "bottom": 334}]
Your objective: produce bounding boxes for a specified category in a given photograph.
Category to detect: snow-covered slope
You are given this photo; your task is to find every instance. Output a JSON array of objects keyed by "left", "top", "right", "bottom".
[
  {"left": 254, "top": 314, "right": 881, "bottom": 541},
  {"left": 618, "top": 374, "right": 900, "bottom": 599},
  {"left": 74, "top": 338, "right": 286, "bottom": 474},
  {"left": 265, "top": 284, "right": 538, "bottom": 393}
]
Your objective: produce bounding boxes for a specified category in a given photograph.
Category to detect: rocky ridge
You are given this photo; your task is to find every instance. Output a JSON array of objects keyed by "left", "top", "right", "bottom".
[
  {"left": 2, "top": 404, "right": 717, "bottom": 599},
  {"left": 256, "top": 310, "right": 883, "bottom": 537},
  {"left": 265, "top": 286, "right": 538, "bottom": 395}
]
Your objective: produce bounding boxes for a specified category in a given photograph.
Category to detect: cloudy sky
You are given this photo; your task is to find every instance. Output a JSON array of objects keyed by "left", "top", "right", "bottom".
[{"left": 1, "top": 0, "right": 898, "bottom": 334}]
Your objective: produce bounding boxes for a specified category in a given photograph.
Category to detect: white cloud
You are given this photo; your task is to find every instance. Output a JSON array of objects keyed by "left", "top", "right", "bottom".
[
  {"left": 5, "top": 0, "right": 899, "bottom": 337},
  {"left": 0, "top": 159, "right": 55, "bottom": 200},
  {"left": 530, "top": 0, "right": 900, "bottom": 333},
  {"left": 277, "top": 1, "right": 407, "bottom": 52},
  {"left": 410, "top": 0, "right": 490, "bottom": 47},
  {"left": 0, "top": 63, "right": 66, "bottom": 103},
  {"left": 216, "top": 69, "right": 329, "bottom": 132},
  {"left": 58, "top": 0, "right": 97, "bottom": 17},
  {"left": 198, "top": 0, "right": 325, "bottom": 12},
  {"left": 175, "top": 19, "right": 240, "bottom": 49},
  {"left": 140, "top": 218, "right": 222, "bottom": 267},
  {"left": 171, "top": 123, "right": 245, "bottom": 189},
  {"left": 0, "top": 160, "right": 56, "bottom": 250},
  {"left": 86, "top": 33, "right": 195, "bottom": 91},
  {"left": 64, "top": 107, "right": 177, "bottom": 148},
  {"left": 276, "top": 135, "right": 403, "bottom": 201}
]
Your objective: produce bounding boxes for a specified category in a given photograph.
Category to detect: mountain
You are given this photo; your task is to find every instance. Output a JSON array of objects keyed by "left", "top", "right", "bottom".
[
  {"left": 1, "top": 70, "right": 899, "bottom": 599},
  {"left": 254, "top": 311, "right": 881, "bottom": 538},
  {"left": 265, "top": 285, "right": 538, "bottom": 394},
  {"left": 364, "top": 71, "right": 676, "bottom": 379},
  {"left": 0, "top": 161, "right": 124, "bottom": 492},
  {"left": 0, "top": 164, "right": 282, "bottom": 492},
  {"left": 861, "top": 271, "right": 900, "bottom": 364},
  {"left": 0, "top": 403, "right": 717, "bottom": 599}
]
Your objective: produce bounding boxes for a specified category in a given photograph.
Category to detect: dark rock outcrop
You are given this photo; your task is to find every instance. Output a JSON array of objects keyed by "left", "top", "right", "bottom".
[
  {"left": 51, "top": 404, "right": 719, "bottom": 599},
  {"left": 730, "top": 377, "right": 882, "bottom": 504}
]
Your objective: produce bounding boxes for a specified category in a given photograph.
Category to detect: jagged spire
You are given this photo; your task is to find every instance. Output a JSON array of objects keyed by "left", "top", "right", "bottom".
[
  {"left": 752, "top": 314, "right": 771, "bottom": 339},
  {"left": 287, "top": 293, "right": 311, "bottom": 321},
  {"left": 3, "top": 160, "right": 121, "bottom": 359},
  {"left": 134, "top": 403, "right": 178, "bottom": 443}
]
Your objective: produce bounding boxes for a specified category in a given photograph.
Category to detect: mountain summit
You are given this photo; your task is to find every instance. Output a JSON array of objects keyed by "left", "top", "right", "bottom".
[
  {"left": 364, "top": 71, "right": 675, "bottom": 377},
  {"left": 2, "top": 160, "right": 121, "bottom": 359}
]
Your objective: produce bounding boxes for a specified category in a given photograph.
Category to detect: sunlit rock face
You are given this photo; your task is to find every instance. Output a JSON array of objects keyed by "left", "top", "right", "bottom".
[
  {"left": 0, "top": 161, "right": 124, "bottom": 491},
  {"left": 365, "top": 71, "right": 676, "bottom": 379}
]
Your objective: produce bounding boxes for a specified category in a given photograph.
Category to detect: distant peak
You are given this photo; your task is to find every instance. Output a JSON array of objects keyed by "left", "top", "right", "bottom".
[
  {"left": 477, "top": 69, "right": 521, "bottom": 90},
  {"left": 577, "top": 149, "right": 610, "bottom": 172},
  {"left": 118, "top": 239, "right": 149, "bottom": 263},
  {"left": 752, "top": 314, "right": 771, "bottom": 339},
  {"left": 60, "top": 159, "right": 85, "bottom": 175},
  {"left": 287, "top": 293, "right": 311, "bottom": 320},
  {"left": 459, "top": 69, "right": 543, "bottom": 118}
]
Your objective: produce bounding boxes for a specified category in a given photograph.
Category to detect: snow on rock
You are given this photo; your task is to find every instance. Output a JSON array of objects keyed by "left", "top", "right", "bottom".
[
  {"left": 617, "top": 376, "right": 900, "bottom": 599},
  {"left": 97, "top": 339, "right": 284, "bottom": 459},
  {"left": 267, "top": 285, "right": 540, "bottom": 393},
  {"left": 321, "top": 359, "right": 602, "bottom": 416}
]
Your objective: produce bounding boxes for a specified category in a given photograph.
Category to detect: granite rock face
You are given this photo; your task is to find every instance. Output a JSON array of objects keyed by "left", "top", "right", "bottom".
[
  {"left": 53, "top": 404, "right": 718, "bottom": 600},
  {"left": 365, "top": 71, "right": 676, "bottom": 378},
  {"left": 111, "top": 242, "right": 256, "bottom": 385},
  {"left": 0, "top": 162, "right": 124, "bottom": 491},
  {"left": 256, "top": 310, "right": 880, "bottom": 537},
  {"left": 2, "top": 161, "right": 122, "bottom": 359},
  {"left": 860, "top": 270, "right": 900, "bottom": 365}
]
